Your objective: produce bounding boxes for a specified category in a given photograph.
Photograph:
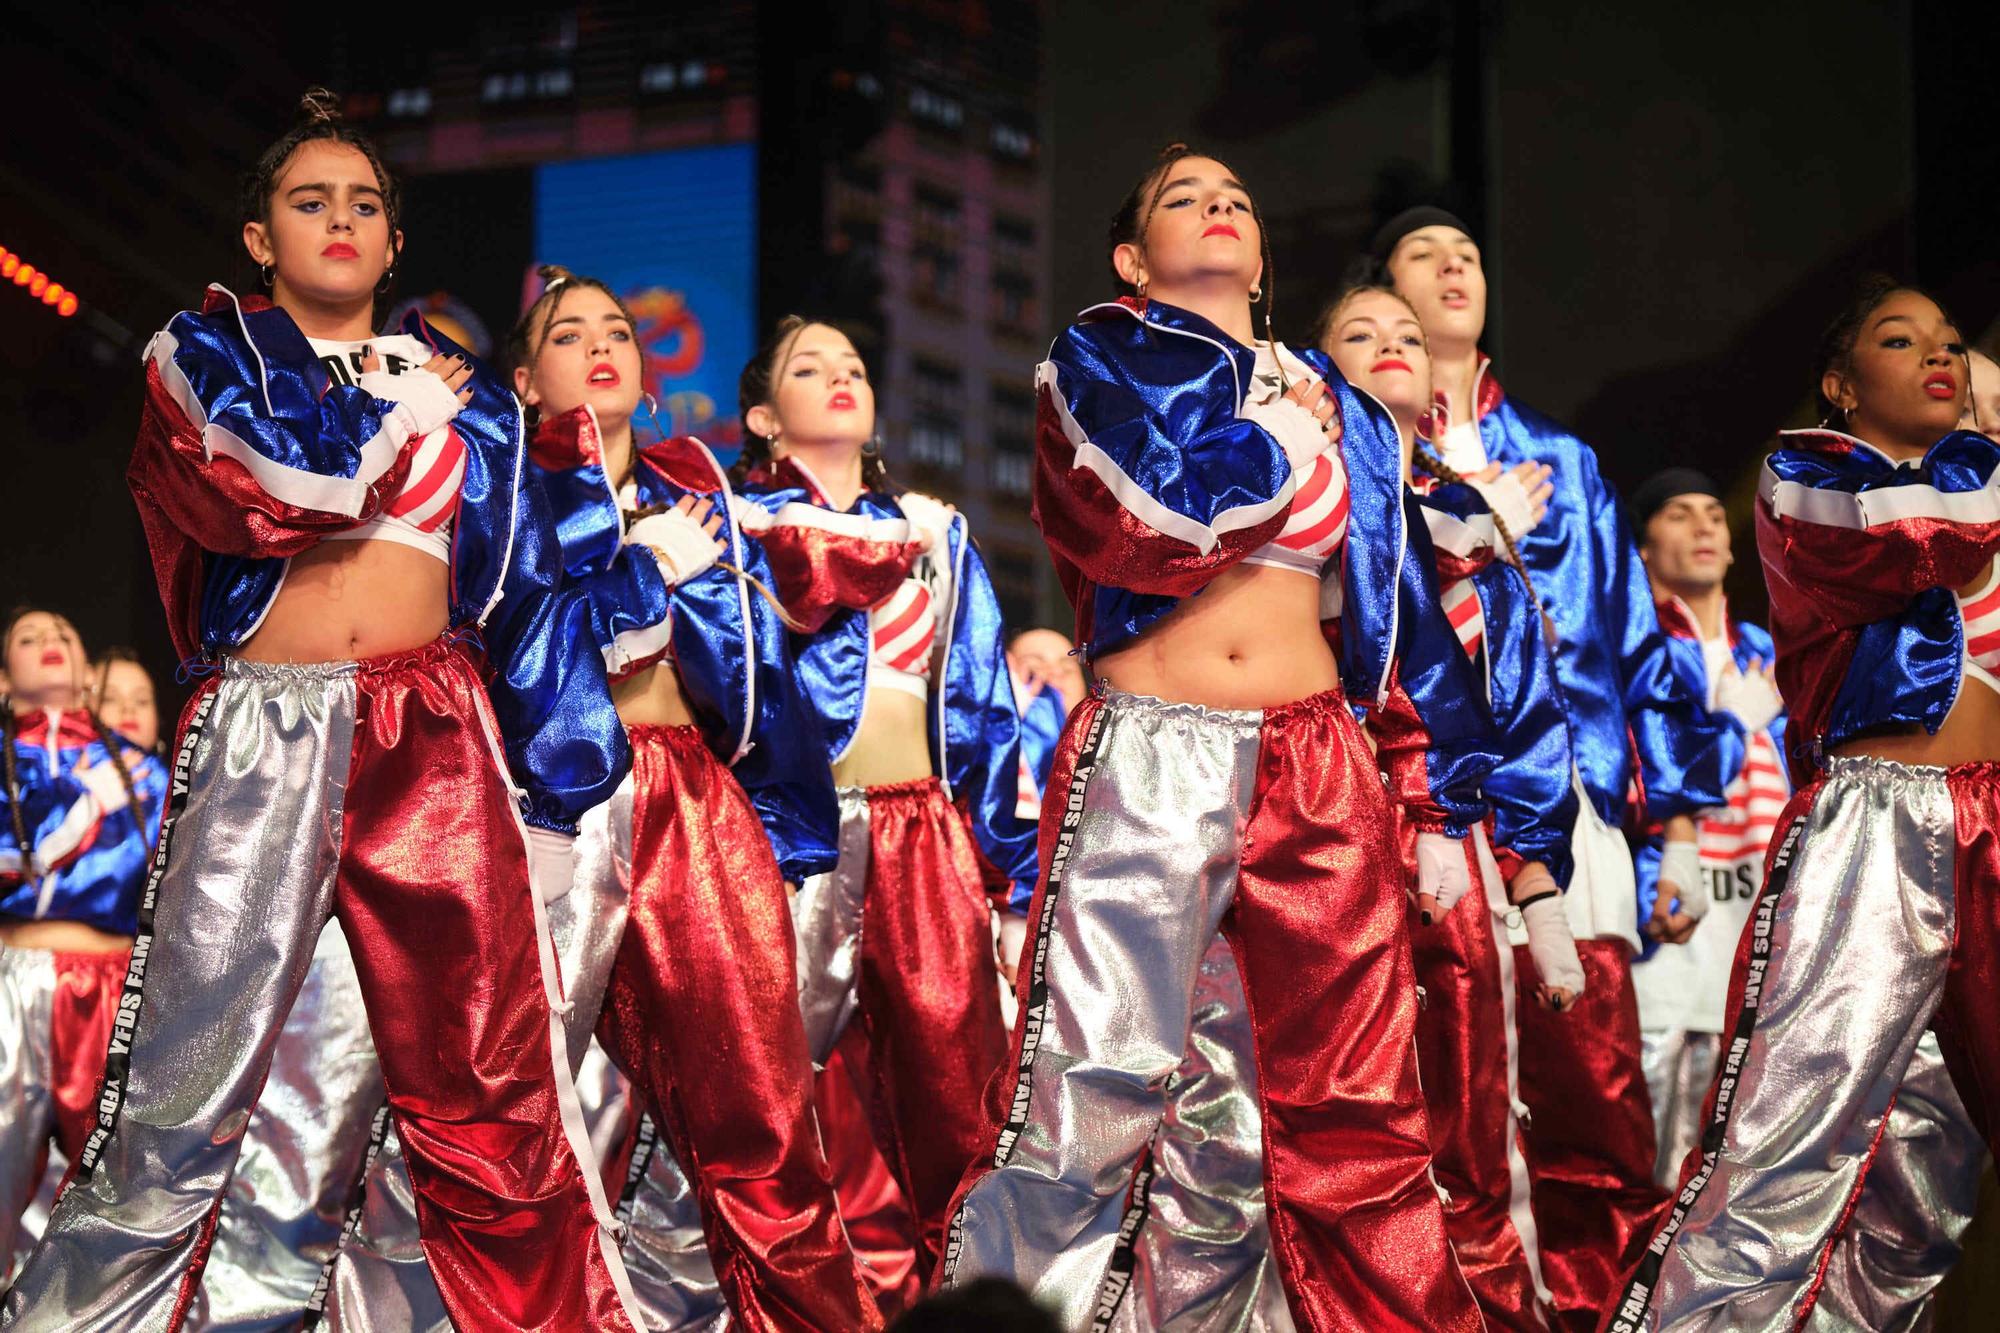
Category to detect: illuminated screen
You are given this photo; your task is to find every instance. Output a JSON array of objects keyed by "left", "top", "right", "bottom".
[{"left": 534, "top": 143, "right": 756, "bottom": 455}]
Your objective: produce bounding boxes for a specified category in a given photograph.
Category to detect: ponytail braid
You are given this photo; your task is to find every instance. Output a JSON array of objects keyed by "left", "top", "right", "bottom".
[
  {"left": 87, "top": 711, "right": 152, "bottom": 856},
  {"left": 1, "top": 709, "right": 28, "bottom": 877},
  {"left": 1412, "top": 443, "right": 1556, "bottom": 648}
]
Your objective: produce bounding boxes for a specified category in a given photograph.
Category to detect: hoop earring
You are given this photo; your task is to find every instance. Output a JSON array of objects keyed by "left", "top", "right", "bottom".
[
  {"left": 862, "top": 434, "right": 883, "bottom": 459},
  {"left": 376, "top": 266, "right": 396, "bottom": 295},
  {"left": 1135, "top": 279, "right": 1148, "bottom": 300},
  {"left": 1249, "top": 285, "right": 1263, "bottom": 303},
  {"left": 259, "top": 263, "right": 273, "bottom": 288}
]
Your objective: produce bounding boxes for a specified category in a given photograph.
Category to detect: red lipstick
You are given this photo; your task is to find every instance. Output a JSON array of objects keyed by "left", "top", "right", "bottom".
[
  {"left": 587, "top": 362, "right": 621, "bottom": 388},
  {"left": 321, "top": 242, "right": 360, "bottom": 260},
  {"left": 1924, "top": 371, "right": 1958, "bottom": 400},
  {"left": 1372, "top": 357, "right": 1413, "bottom": 374},
  {"left": 1202, "top": 223, "right": 1241, "bottom": 240},
  {"left": 828, "top": 391, "right": 857, "bottom": 411}
]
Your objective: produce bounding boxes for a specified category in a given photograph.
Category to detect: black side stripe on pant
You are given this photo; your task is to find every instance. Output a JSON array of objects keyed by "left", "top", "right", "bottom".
[
  {"left": 940, "top": 700, "right": 1110, "bottom": 1285},
  {"left": 1090, "top": 1140, "right": 1158, "bottom": 1333},
  {"left": 75, "top": 685, "right": 218, "bottom": 1180},
  {"left": 303, "top": 1101, "right": 394, "bottom": 1328},
  {"left": 1606, "top": 810, "right": 1811, "bottom": 1333},
  {"left": 616, "top": 1113, "right": 664, "bottom": 1227}
]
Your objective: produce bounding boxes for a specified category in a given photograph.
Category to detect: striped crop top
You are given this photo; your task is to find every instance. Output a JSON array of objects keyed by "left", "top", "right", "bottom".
[
  {"left": 870, "top": 577, "right": 939, "bottom": 700},
  {"left": 311, "top": 334, "right": 467, "bottom": 563},
  {"left": 1240, "top": 343, "right": 1350, "bottom": 576},
  {"left": 1958, "top": 560, "right": 2000, "bottom": 694}
]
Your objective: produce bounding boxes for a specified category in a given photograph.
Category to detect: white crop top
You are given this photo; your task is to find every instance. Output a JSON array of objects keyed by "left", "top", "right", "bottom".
[
  {"left": 1958, "top": 561, "right": 2000, "bottom": 695},
  {"left": 311, "top": 335, "right": 466, "bottom": 564},
  {"left": 1241, "top": 343, "right": 1350, "bottom": 576},
  {"left": 870, "top": 578, "right": 938, "bottom": 700}
]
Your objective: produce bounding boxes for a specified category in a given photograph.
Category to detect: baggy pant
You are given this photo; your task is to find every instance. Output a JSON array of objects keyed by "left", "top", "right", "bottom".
[
  {"left": 792, "top": 778, "right": 1011, "bottom": 1278},
  {"left": 592, "top": 725, "right": 875, "bottom": 1333},
  {"left": 1607, "top": 757, "right": 2000, "bottom": 1332},
  {"left": 1414, "top": 827, "right": 1552, "bottom": 1330},
  {"left": 1514, "top": 799, "right": 1666, "bottom": 1331},
  {"left": 182, "top": 924, "right": 383, "bottom": 1332},
  {"left": 1639, "top": 1031, "right": 1720, "bottom": 1194},
  {"left": 941, "top": 687, "right": 1481, "bottom": 1332},
  {"left": 0, "top": 639, "right": 641, "bottom": 1333},
  {"left": 0, "top": 946, "right": 127, "bottom": 1285}
]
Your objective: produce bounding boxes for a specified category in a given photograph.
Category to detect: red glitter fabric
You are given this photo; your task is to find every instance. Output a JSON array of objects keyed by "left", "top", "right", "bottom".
[{"left": 594, "top": 724, "right": 880, "bottom": 1333}]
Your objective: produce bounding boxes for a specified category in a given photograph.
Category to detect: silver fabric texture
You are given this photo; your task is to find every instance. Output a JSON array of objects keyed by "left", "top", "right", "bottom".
[
  {"left": 615, "top": 1118, "right": 731, "bottom": 1333},
  {"left": 1107, "top": 935, "right": 1295, "bottom": 1333},
  {"left": 0, "top": 947, "right": 59, "bottom": 1285},
  {"left": 943, "top": 690, "right": 1263, "bottom": 1330},
  {"left": 1630, "top": 758, "right": 1963, "bottom": 1332},
  {"left": 319, "top": 1123, "right": 445, "bottom": 1333},
  {"left": 185, "top": 923, "right": 384, "bottom": 1332},
  {"left": 1639, "top": 1029, "right": 1721, "bottom": 1192},
  {"left": 1811, "top": 1030, "right": 1984, "bottom": 1332},
  {"left": 4, "top": 662, "right": 357, "bottom": 1333},
  {"left": 791, "top": 788, "right": 872, "bottom": 1066}
]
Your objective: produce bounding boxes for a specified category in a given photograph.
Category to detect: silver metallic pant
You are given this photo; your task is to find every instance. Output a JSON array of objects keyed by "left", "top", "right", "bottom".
[
  {"left": 182, "top": 925, "right": 382, "bottom": 1332},
  {"left": 1639, "top": 1030, "right": 1720, "bottom": 1194},
  {"left": 316, "top": 778, "right": 727, "bottom": 1333},
  {"left": 1611, "top": 756, "right": 2000, "bottom": 1332}
]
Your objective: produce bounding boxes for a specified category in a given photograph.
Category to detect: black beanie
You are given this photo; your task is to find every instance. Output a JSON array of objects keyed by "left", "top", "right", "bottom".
[
  {"left": 1370, "top": 205, "right": 1475, "bottom": 264},
  {"left": 1628, "top": 467, "right": 1722, "bottom": 532}
]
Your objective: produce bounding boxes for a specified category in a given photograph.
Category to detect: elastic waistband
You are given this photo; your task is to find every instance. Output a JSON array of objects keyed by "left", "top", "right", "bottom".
[
  {"left": 220, "top": 632, "right": 476, "bottom": 684},
  {"left": 846, "top": 775, "right": 946, "bottom": 803},
  {"left": 1821, "top": 754, "right": 2000, "bottom": 784},
  {"left": 1094, "top": 682, "right": 1346, "bottom": 732}
]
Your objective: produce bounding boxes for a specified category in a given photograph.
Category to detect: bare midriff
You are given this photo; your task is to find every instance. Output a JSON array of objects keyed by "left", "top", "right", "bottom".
[
  {"left": 611, "top": 660, "right": 699, "bottom": 728},
  {"left": 0, "top": 918, "right": 134, "bottom": 954},
  {"left": 239, "top": 541, "right": 450, "bottom": 664},
  {"left": 1094, "top": 563, "right": 1341, "bottom": 710},
  {"left": 831, "top": 686, "right": 933, "bottom": 789}
]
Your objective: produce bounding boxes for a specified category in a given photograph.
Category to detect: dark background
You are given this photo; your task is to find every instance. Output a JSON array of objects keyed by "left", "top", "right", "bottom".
[{"left": 4, "top": 0, "right": 1999, "bottom": 692}]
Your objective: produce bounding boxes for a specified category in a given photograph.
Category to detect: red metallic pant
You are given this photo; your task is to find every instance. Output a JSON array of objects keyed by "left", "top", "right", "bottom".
[
  {"left": 1413, "top": 834, "right": 1549, "bottom": 1331},
  {"left": 943, "top": 687, "right": 1480, "bottom": 1332},
  {"left": 1514, "top": 938, "right": 1665, "bottom": 1331},
  {"left": 592, "top": 725, "right": 879, "bottom": 1333},
  {"left": 791, "top": 778, "right": 1012, "bottom": 1281}
]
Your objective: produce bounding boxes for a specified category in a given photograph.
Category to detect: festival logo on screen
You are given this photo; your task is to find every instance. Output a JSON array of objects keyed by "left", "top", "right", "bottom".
[{"left": 534, "top": 144, "right": 755, "bottom": 457}]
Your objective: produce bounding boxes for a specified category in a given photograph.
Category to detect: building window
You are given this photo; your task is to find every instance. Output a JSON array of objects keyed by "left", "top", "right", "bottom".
[
  {"left": 912, "top": 185, "right": 963, "bottom": 308},
  {"left": 986, "top": 541, "right": 1039, "bottom": 630},
  {"left": 991, "top": 382, "right": 1035, "bottom": 496},
  {"left": 990, "top": 272, "right": 1037, "bottom": 336},
  {"left": 991, "top": 118, "right": 1037, "bottom": 163},
  {"left": 909, "top": 84, "right": 966, "bottom": 135},
  {"left": 907, "top": 359, "right": 965, "bottom": 471},
  {"left": 385, "top": 87, "right": 432, "bottom": 118}
]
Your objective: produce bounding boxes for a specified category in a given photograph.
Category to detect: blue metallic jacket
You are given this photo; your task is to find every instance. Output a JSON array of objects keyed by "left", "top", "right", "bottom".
[
  {"left": 1633, "top": 604, "right": 1790, "bottom": 951},
  {"left": 736, "top": 460, "right": 1042, "bottom": 909},
  {"left": 1463, "top": 363, "right": 1732, "bottom": 824},
  {"left": 1016, "top": 684, "right": 1065, "bottom": 796},
  {"left": 527, "top": 405, "right": 839, "bottom": 883},
  {"left": 1757, "top": 427, "right": 2000, "bottom": 782},
  {"left": 127, "top": 286, "right": 628, "bottom": 834},
  {"left": 0, "top": 711, "right": 166, "bottom": 936},
  {"left": 1034, "top": 298, "right": 1496, "bottom": 834},
  {"left": 1415, "top": 484, "right": 1577, "bottom": 887}
]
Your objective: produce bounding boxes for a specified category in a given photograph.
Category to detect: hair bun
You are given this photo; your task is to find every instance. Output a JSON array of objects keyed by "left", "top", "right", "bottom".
[
  {"left": 298, "top": 88, "right": 342, "bottom": 125},
  {"left": 536, "top": 263, "right": 575, "bottom": 290}
]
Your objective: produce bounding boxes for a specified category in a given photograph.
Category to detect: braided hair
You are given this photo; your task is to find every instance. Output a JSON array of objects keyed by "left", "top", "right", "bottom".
[
  {"left": 1316, "top": 286, "right": 1551, "bottom": 640},
  {"left": 504, "top": 264, "right": 643, "bottom": 410},
  {"left": 241, "top": 90, "right": 403, "bottom": 302},
  {"left": 89, "top": 648, "right": 154, "bottom": 854},
  {"left": 731, "top": 316, "right": 894, "bottom": 493},
  {"left": 1108, "top": 142, "right": 1282, "bottom": 367}
]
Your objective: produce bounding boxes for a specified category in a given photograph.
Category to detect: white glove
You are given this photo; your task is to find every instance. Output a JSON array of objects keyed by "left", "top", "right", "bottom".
[
  {"left": 1714, "top": 665, "right": 1782, "bottom": 734},
  {"left": 996, "top": 913, "right": 1029, "bottom": 988},
  {"left": 1415, "top": 832, "right": 1473, "bottom": 915},
  {"left": 1520, "top": 892, "right": 1586, "bottom": 999},
  {"left": 1241, "top": 392, "right": 1333, "bottom": 470},
  {"left": 1468, "top": 469, "right": 1540, "bottom": 540},
  {"left": 525, "top": 827, "right": 578, "bottom": 907},
  {"left": 77, "top": 759, "right": 131, "bottom": 819},
  {"left": 1657, "top": 839, "right": 1706, "bottom": 921},
  {"left": 360, "top": 368, "right": 463, "bottom": 438},
  {"left": 626, "top": 509, "right": 725, "bottom": 586}
]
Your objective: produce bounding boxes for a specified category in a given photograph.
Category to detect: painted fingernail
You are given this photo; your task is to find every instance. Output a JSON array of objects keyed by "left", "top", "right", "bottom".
[{"left": 1419, "top": 911, "right": 1432, "bottom": 926}]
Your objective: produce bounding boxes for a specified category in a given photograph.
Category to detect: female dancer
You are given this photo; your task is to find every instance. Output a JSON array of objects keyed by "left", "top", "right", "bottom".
[
  {"left": 1317, "top": 283, "right": 1584, "bottom": 1329},
  {"left": 1374, "top": 206, "right": 1736, "bottom": 1329},
  {"left": 5, "top": 95, "right": 643, "bottom": 1332},
  {"left": 731, "top": 316, "right": 1040, "bottom": 1279},
  {"left": 0, "top": 611, "right": 164, "bottom": 1283},
  {"left": 89, "top": 650, "right": 161, "bottom": 756},
  {"left": 941, "top": 145, "right": 1499, "bottom": 1330},
  {"left": 514, "top": 267, "right": 877, "bottom": 1332},
  {"left": 1609, "top": 279, "right": 2000, "bottom": 1331}
]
